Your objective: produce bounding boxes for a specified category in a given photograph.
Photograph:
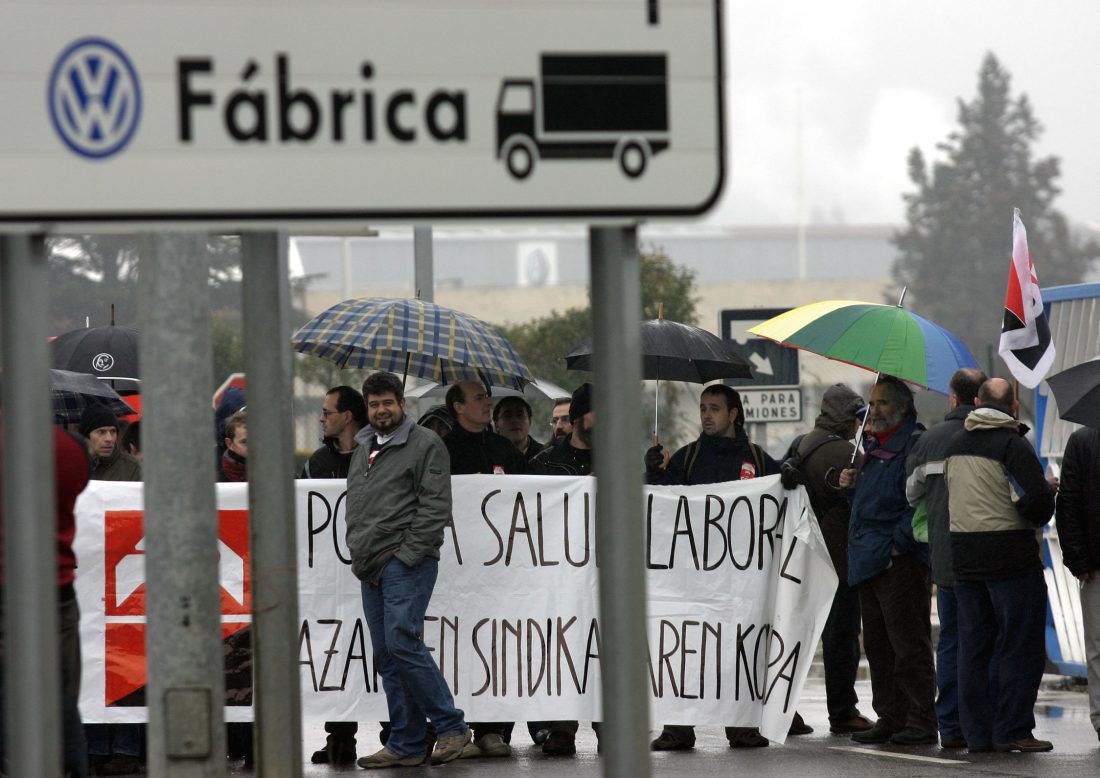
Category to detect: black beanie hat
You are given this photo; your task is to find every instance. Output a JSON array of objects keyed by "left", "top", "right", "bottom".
[
  {"left": 79, "top": 404, "right": 118, "bottom": 437},
  {"left": 569, "top": 383, "right": 592, "bottom": 422}
]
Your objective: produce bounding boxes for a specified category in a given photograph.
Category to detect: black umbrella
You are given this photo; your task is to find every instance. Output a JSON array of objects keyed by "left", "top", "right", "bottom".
[
  {"left": 52, "top": 320, "right": 140, "bottom": 390},
  {"left": 565, "top": 312, "right": 753, "bottom": 440},
  {"left": 1045, "top": 359, "right": 1100, "bottom": 428}
]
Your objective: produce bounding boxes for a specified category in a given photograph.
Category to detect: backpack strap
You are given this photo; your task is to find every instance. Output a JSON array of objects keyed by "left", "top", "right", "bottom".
[
  {"left": 683, "top": 440, "right": 702, "bottom": 482},
  {"left": 749, "top": 442, "right": 766, "bottom": 475}
]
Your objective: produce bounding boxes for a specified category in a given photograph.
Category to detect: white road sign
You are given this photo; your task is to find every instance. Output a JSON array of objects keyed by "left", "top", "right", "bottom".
[
  {"left": 0, "top": 0, "right": 724, "bottom": 226},
  {"left": 740, "top": 388, "right": 802, "bottom": 423}
]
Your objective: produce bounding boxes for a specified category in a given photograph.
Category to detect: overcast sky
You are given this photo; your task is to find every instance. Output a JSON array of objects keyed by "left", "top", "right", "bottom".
[{"left": 706, "top": 0, "right": 1100, "bottom": 228}]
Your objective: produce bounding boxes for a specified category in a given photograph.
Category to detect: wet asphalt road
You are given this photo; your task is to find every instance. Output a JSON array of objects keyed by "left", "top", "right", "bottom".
[{"left": 224, "top": 674, "right": 1099, "bottom": 776}]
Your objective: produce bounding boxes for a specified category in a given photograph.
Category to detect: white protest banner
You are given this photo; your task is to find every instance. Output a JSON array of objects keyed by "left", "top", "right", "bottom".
[{"left": 74, "top": 474, "right": 836, "bottom": 743}]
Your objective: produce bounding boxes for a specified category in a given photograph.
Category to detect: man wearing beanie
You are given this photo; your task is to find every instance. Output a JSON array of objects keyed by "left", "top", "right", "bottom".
[
  {"left": 79, "top": 404, "right": 142, "bottom": 482},
  {"left": 79, "top": 403, "right": 143, "bottom": 774}
]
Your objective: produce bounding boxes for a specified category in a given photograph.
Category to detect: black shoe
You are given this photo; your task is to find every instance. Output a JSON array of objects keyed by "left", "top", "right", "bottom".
[
  {"left": 727, "top": 728, "right": 768, "bottom": 748},
  {"left": 542, "top": 731, "right": 576, "bottom": 756},
  {"left": 851, "top": 722, "right": 897, "bottom": 744},
  {"left": 788, "top": 712, "right": 813, "bottom": 736},
  {"left": 940, "top": 734, "right": 967, "bottom": 749},
  {"left": 309, "top": 736, "right": 357, "bottom": 765},
  {"left": 830, "top": 715, "right": 873, "bottom": 734},
  {"left": 889, "top": 728, "right": 938, "bottom": 745},
  {"left": 650, "top": 731, "right": 694, "bottom": 751}
]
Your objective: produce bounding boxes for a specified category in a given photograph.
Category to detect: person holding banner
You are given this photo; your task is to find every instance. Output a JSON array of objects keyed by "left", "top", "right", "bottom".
[
  {"left": 345, "top": 371, "right": 472, "bottom": 768},
  {"left": 644, "top": 384, "right": 793, "bottom": 751},
  {"left": 304, "top": 386, "right": 367, "bottom": 766}
]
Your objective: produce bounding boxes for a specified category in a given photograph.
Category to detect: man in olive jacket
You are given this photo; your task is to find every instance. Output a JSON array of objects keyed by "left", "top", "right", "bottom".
[{"left": 345, "top": 371, "right": 471, "bottom": 768}]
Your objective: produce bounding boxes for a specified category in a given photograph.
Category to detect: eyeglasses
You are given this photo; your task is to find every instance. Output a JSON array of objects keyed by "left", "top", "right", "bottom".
[
  {"left": 550, "top": 415, "right": 570, "bottom": 425},
  {"left": 320, "top": 409, "right": 342, "bottom": 417}
]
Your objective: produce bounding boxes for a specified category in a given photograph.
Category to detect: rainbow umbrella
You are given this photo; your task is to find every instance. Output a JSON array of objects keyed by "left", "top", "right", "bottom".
[{"left": 747, "top": 299, "right": 979, "bottom": 394}]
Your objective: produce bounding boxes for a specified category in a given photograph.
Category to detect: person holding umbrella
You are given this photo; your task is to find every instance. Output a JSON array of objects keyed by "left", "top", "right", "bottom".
[
  {"left": 645, "top": 384, "right": 800, "bottom": 751},
  {"left": 838, "top": 376, "right": 937, "bottom": 746}
]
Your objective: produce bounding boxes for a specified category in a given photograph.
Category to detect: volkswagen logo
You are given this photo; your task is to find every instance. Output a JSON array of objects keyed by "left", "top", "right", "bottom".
[
  {"left": 92, "top": 353, "right": 115, "bottom": 372},
  {"left": 48, "top": 37, "right": 142, "bottom": 160}
]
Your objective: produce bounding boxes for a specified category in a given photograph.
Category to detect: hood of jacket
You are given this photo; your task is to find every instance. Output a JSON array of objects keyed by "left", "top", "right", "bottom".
[
  {"left": 964, "top": 406, "right": 1023, "bottom": 434},
  {"left": 815, "top": 384, "right": 864, "bottom": 437}
]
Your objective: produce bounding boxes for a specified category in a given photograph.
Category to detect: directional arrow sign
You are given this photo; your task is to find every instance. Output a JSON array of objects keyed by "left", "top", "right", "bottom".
[{"left": 720, "top": 308, "right": 799, "bottom": 389}]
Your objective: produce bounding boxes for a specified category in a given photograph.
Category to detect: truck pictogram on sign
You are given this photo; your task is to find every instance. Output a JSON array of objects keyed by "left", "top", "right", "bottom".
[{"left": 496, "top": 53, "right": 670, "bottom": 180}]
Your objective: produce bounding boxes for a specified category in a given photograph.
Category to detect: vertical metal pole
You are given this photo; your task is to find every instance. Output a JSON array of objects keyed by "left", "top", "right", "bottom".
[
  {"left": 413, "top": 226, "right": 434, "bottom": 302},
  {"left": 0, "top": 233, "right": 61, "bottom": 778},
  {"left": 588, "top": 226, "right": 650, "bottom": 778},
  {"left": 141, "top": 233, "right": 226, "bottom": 777},
  {"left": 240, "top": 231, "right": 302, "bottom": 778}
]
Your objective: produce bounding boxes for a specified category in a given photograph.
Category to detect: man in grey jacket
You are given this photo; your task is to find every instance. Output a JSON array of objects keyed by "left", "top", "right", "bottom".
[{"left": 345, "top": 371, "right": 471, "bottom": 769}]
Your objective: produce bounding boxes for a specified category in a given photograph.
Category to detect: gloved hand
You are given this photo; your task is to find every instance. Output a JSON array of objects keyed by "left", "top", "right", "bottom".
[
  {"left": 779, "top": 460, "right": 801, "bottom": 490},
  {"left": 644, "top": 444, "right": 665, "bottom": 474}
]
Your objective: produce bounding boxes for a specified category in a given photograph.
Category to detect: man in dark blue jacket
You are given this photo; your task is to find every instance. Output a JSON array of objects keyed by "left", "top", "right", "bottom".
[{"left": 839, "top": 375, "right": 936, "bottom": 745}]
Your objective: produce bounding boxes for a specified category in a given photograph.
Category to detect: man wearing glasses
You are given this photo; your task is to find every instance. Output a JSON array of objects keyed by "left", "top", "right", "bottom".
[{"left": 548, "top": 397, "right": 572, "bottom": 446}]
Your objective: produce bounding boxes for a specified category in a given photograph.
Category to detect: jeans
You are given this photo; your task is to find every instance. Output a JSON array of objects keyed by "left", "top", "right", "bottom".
[
  {"left": 955, "top": 571, "right": 1047, "bottom": 746},
  {"left": 361, "top": 557, "right": 466, "bottom": 759},
  {"left": 858, "top": 555, "right": 937, "bottom": 733},
  {"left": 934, "top": 586, "right": 961, "bottom": 739}
]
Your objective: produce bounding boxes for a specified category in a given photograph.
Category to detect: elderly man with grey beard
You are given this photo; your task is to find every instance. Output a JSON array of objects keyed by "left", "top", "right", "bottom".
[{"left": 838, "top": 375, "right": 936, "bottom": 746}]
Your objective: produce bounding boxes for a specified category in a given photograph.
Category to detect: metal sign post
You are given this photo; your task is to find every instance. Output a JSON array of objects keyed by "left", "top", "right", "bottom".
[
  {"left": 1, "top": 0, "right": 723, "bottom": 227},
  {"left": 141, "top": 233, "right": 227, "bottom": 776},
  {"left": 0, "top": 233, "right": 62, "bottom": 778},
  {"left": 589, "top": 225, "right": 649, "bottom": 778},
  {"left": 241, "top": 232, "right": 302, "bottom": 777}
]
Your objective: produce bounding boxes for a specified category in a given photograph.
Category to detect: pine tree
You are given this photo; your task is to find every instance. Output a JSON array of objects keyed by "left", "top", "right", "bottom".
[{"left": 892, "top": 53, "right": 1096, "bottom": 363}]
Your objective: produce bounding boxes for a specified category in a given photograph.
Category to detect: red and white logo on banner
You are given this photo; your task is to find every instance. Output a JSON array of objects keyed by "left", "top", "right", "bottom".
[{"left": 102, "top": 510, "right": 251, "bottom": 706}]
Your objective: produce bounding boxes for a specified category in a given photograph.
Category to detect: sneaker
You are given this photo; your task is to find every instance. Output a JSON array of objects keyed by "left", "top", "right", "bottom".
[
  {"left": 542, "top": 731, "right": 577, "bottom": 756},
  {"left": 310, "top": 736, "right": 357, "bottom": 765},
  {"left": 432, "top": 728, "right": 472, "bottom": 765},
  {"left": 851, "top": 722, "right": 897, "bottom": 744},
  {"left": 889, "top": 728, "right": 938, "bottom": 745},
  {"left": 727, "top": 728, "right": 768, "bottom": 748},
  {"left": 650, "top": 730, "right": 695, "bottom": 751},
  {"left": 829, "top": 715, "right": 873, "bottom": 734},
  {"left": 940, "top": 734, "right": 967, "bottom": 749},
  {"left": 356, "top": 746, "right": 425, "bottom": 769},
  {"left": 992, "top": 737, "right": 1053, "bottom": 753},
  {"left": 788, "top": 712, "right": 814, "bottom": 736}
]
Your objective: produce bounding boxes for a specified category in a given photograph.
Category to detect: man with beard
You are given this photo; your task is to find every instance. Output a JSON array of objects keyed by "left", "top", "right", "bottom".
[
  {"left": 345, "top": 371, "right": 472, "bottom": 768},
  {"left": 839, "top": 375, "right": 936, "bottom": 746},
  {"left": 644, "top": 384, "right": 787, "bottom": 751},
  {"left": 442, "top": 380, "right": 525, "bottom": 759},
  {"left": 303, "top": 386, "right": 367, "bottom": 765},
  {"left": 548, "top": 398, "right": 573, "bottom": 447}
]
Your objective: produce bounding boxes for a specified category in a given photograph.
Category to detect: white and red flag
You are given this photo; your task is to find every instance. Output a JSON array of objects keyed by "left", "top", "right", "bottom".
[{"left": 999, "top": 209, "right": 1055, "bottom": 388}]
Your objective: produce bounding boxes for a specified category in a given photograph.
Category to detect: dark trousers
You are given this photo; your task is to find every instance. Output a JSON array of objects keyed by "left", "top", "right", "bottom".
[
  {"left": 955, "top": 571, "right": 1046, "bottom": 746},
  {"left": 859, "top": 555, "right": 936, "bottom": 733},
  {"left": 821, "top": 575, "right": 863, "bottom": 723},
  {"left": 934, "top": 586, "right": 961, "bottom": 739}
]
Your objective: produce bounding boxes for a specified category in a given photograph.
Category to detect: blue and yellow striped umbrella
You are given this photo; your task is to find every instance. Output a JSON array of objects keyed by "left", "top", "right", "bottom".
[{"left": 292, "top": 297, "right": 533, "bottom": 389}]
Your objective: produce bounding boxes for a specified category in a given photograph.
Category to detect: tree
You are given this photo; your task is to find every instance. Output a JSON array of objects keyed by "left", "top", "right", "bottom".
[{"left": 892, "top": 53, "right": 1096, "bottom": 362}]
